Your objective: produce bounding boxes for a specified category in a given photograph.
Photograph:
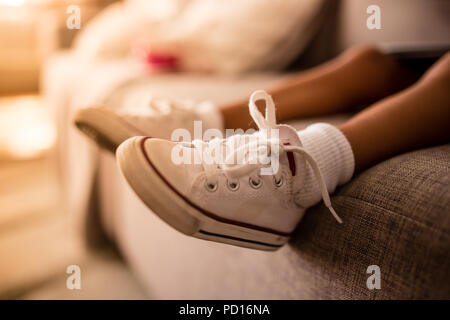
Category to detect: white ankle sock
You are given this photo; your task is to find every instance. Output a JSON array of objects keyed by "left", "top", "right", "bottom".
[{"left": 296, "top": 123, "right": 355, "bottom": 208}]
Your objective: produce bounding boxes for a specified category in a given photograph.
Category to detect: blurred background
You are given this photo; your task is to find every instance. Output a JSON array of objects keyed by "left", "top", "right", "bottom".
[
  {"left": 0, "top": 0, "right": 448, "bottom": 299},
  {"left": 0, "top": 0, "right": 148, "bottom": 299}
]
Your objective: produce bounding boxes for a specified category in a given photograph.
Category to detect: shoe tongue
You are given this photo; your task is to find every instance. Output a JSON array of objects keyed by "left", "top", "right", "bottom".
[
  {"left": 175, "top": 142, "right": 206, "bottom": 174},
  {"left": 277, "top": 124, "right": 303, "bottom": 147},
  {"left": 276, "top": 124, "right": 303, "bottom": 176}
]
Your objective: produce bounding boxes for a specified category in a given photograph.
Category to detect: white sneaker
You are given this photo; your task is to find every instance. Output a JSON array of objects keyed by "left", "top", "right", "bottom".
[
  {"left": 74, "top": 96, "right": 223, "bottom": 152},
  {"left": 117, "top": 90, "right": 344, "bottom": 251}
]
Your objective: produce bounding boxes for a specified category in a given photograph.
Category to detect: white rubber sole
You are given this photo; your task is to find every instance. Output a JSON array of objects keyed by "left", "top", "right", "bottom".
[
  {"left": 74, "top": 106, "right": 146, "bottom": 153},
  {"left": 117, "top": 137, "right": 290, "bottom": 251}
]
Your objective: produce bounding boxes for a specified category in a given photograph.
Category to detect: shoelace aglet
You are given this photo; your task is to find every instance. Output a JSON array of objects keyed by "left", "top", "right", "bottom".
[{"left": 327, "top": 205, "right": 343, "bottom": 224}]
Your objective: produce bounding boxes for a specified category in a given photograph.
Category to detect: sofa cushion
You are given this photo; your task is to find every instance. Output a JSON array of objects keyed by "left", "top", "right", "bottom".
[
  {"left": 101, "top": 134, "right": 449, "bottom": 299},
  {"left": 289, "top": 144, "right": 450, "bottom": 299}
]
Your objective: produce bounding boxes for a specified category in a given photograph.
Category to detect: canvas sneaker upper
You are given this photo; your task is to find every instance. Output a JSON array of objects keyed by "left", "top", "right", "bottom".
[
  {"left": 140, "top": 90, "right": 342, "bottom": 235},
  {"left": 116, "top": 94, "right": 224, "bottom": 139}
]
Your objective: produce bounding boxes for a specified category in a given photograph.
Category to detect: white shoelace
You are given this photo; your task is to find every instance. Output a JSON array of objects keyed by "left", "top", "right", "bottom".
[
  {"left": 124, "top": 94, "right": 196, "bottom": 118},
  {"left": 148, "top": 98, "right": 196, "bottom": 115},
  {"left": 193, "top": 90, "right": 342, "bottom": 224}
]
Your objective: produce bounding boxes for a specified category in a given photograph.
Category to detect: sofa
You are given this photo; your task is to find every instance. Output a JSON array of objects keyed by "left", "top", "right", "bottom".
[
  {"left": 43, "top": 53, "right": 449, "bottom": 299},
  {"left": 42, "top": 0, "right": 450, "bottom": 299}
]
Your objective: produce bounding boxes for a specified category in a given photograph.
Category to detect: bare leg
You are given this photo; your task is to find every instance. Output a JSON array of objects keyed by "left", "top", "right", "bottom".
[
  {"left": 221, "top": 46, "right": 417, "bottom": 129},
  {"left": 340, "top": 53, "right": 450, "bottom": 173}
]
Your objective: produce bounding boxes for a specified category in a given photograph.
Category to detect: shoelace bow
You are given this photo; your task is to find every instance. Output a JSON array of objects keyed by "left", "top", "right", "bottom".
[
  {"left": 147, "top": 98, "right": 200, "bottom": 123},
  {"left": 192, "top": 90, "right": 342, "bottom": 224},
  {"left": 148, "top": 98, "right": 195, "bottom": 114},
  {"left": 126, "top": 97, "right": 198, "bottom": 130}
]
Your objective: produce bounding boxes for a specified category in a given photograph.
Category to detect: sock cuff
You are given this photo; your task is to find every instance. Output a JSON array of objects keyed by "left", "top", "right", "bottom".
[{"left": 296, "top": 123, "right": 355, "bottom": 207}]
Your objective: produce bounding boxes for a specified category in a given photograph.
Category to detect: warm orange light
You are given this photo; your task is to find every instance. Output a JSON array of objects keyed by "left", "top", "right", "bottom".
[
  {"left": 0, "top": 0, "right": 25, "bottom": 6},
  {"left": 0, "top": 96, "right": 56, "bottom": 159}
]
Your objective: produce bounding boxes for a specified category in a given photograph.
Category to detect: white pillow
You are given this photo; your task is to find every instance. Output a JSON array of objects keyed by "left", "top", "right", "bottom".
[{"left": 74, "top": 0, "right": 324, "bottom": 74}]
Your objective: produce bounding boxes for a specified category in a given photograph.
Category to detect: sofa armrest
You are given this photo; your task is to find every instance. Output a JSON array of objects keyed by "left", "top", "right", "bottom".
[{"left": 290, "top": 144, "right": 450, "bottom": 299}]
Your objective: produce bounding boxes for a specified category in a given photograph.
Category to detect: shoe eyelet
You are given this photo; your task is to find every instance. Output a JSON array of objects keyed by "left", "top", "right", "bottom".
[
  {"left": 249, "top": 177, "right": 262, "bottom": 189},
  {"left": 204, "top": 181, "right": 218, "bottom": 192},
  {"left": 226, "top": 179, "right": 240, "bottom": 191},
  {"left": 274, "top": 176, "right": 284, "bottom": 187}
]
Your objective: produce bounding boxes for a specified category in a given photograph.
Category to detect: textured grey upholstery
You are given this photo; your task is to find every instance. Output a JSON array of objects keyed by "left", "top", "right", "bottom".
[{"left": 288, "top": 144, "right": 450, "bottom": 299}]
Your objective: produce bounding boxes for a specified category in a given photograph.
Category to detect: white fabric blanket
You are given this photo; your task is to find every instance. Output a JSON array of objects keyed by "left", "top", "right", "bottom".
[{"left": 74, "top": 0, "right": 324, "bottom": 74}]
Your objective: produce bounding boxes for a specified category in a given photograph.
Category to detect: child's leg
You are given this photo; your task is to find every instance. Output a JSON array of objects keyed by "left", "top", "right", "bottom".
[
  {"left": 340, "top": 53, "right": 450, "bottom": 173},
  {"left": 221, "top": 46, "right": 417, "bottom": 130}
]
